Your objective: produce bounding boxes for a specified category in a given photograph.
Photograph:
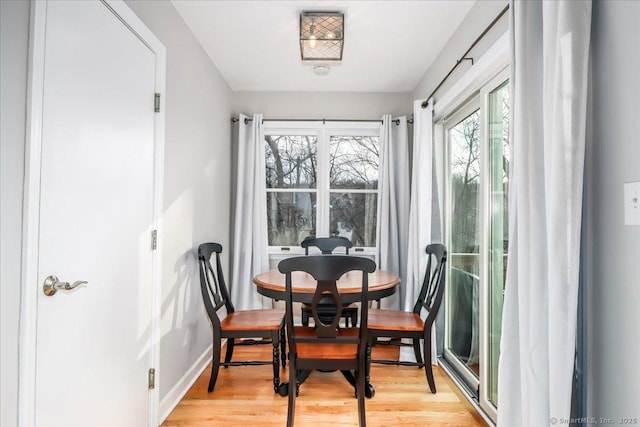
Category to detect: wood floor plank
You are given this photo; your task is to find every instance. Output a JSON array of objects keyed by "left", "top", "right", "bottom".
[{"left": 162, "top": 343, "right": 488, "bottom": 426}]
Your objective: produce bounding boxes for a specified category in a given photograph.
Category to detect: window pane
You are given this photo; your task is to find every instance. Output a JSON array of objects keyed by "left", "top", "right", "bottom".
[
  {"left": 450, "top": 110, "right": 480, "bottom": 260},
  {"left": 267, "top": 192, "right": 316, "bottom": 246},
  {"left": 447, "top": 109, "right": 481, "bottom": 378},
  {"left": 487, "top": 82, "right": 509, "bottom": 407},
  {"left": 329, "top": 192, "right": 377, "bottom": 247},
  {"left": 265, "top": 135, "right": 317, "bottom": 189},
  {"left": 329, "top": 136, "right": 379, "bottom": 190}
]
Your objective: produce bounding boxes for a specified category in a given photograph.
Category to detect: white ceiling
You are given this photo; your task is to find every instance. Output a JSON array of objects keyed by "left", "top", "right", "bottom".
[{"left": 171, "top": 1, "right": 476, "bottom": 93}]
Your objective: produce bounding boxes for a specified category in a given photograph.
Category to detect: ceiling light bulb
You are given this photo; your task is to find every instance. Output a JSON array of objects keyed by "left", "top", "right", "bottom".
[{"left": 308, "top": 21, "right": 317, "bottom": 49}]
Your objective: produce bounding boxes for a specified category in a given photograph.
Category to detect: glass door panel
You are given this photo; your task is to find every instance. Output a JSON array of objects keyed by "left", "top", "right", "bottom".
[{"left": 447, "top": 109, "right": 481, "bottom": 380}]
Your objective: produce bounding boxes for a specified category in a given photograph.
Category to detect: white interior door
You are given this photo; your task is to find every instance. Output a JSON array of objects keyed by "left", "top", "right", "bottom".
[{"left": 30, "top": 1, "right": 162, "bottom": 425}]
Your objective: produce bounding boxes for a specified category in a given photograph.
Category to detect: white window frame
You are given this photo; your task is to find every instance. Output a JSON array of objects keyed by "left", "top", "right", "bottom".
[{"left": 263, "top": 121, "right": 382, "bottom": 260}]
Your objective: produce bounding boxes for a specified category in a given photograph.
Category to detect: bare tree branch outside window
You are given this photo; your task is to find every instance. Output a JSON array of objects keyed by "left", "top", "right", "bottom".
[
  {"left": 265, "top": 135, "right": 317, "bottom": 245},
  {"left": 264, "top": 133, "right": 380, "bottom": 247},
  {"left": 450, "top": 110, "right": 481, "bottom": 270},
  {"left": 329, "top": 136, "right": 379, "bottom": 247}
]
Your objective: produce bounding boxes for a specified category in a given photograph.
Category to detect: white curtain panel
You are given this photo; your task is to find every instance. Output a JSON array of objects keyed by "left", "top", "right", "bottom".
[
  {"left": 230, "top": 113, "right": 270, "bottom": 310},
  {"left": 401, "top": 100, "right": 438, "bottom": 364},
  {"left": 498, "top": 1, "right": 592, "bottom": 425},
  {"left": 376, "top": 115, "right": 410, "bottom": 310}
]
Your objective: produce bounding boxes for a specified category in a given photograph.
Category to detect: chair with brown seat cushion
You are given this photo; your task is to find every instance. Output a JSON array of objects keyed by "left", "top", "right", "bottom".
[
  {"left": 279, "top": 255, "right": 376, "bottom": 427},
  {"left": 300, "top": 237, "right": 358, "bottom": 327},
  {"left": 198, "top": 242, "right": 285, "bottom": 393},
  {"left": 368, "top": 244, "right": 447, "bottom": 393}
]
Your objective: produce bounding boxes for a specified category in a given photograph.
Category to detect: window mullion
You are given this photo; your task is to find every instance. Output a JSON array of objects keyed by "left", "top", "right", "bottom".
[{"left": 316, "top": 128, "right": 330, "bottom": 237}]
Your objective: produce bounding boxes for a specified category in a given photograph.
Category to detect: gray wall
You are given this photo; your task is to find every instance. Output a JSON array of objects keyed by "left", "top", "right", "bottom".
[
  {"left": 587, "top": 0, "right": 640, "bottom": 420},
  {"left": 232, "top": 91, "right": 411, "bottom": 120},
  {"left": 124, "top": 0, "right": 233, "bottom": 408},
  {"left": 412, "top": 0, "right": 508, "bottom": 101},
  {"left": 0, "top": 1, "right": 30, "bottom": 426},
  {"left": 0, "top": 1, "right": 29, "bottom": 426}
]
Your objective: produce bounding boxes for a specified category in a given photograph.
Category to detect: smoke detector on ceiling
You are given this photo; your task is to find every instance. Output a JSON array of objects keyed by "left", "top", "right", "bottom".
[{"left": 312, "top": 65, "right": 330, "bottom": 76}]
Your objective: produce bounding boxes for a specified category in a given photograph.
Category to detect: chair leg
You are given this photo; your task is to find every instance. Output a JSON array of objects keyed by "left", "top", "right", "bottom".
[
  {"left": 357, "top": 359, "right": 367, "bottom": 427},
  {"left": 208, "top": 335, "right": 222, "bottom": 392},
  {"left": 413, "top": 338, "right": 424, "bottom": 368},
  {"left": 287, "top": 362, "right": 297, "bottom": 427},
  {"left": 280, "top": 326, "right": 286, "bottom": 367},
  {"left": 224, "top": 338, "right": 235, "bottom": 366},
  {"left": 365, "top": 342, "right": 372, "bottom": 392},
  {"left": 272, "top": 331, "right": 280, "bottom": 394},
  {"left": 301, "top": 308, "right": 309, "bottom": 326},
  {"left": 423, "top": 332, "right": 436, "bottom": 393}
]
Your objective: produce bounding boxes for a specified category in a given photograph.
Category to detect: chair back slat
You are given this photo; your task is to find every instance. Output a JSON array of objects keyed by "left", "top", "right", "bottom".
[
  {"left": 310, "top": 280, "right": 344, "bottom": 337},
  {"left": 204, "top": 260, "right": 223, "bottom": 308},
  {"left": 413, "top": 244, "right": 448, "bottom": 327},
  {"left": 198, "top": 243, "right": 234, "bottom": 327},
  {"left": 301, "top": 236, "right": 353, "bottom": 255}
]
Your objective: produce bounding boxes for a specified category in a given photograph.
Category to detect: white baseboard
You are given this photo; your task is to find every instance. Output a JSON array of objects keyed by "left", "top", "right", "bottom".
[{"left": 158, "top": 343, "right": 214, "bottom": 424}]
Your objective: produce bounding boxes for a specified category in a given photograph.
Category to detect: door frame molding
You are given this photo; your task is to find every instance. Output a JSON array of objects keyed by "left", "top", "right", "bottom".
[{"left": 19, "top": 1, "right": 166, "bottom": 425}]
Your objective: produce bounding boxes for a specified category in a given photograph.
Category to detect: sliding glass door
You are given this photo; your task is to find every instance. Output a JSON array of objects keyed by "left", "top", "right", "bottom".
[
  {"left": 443, "top": 69, "right": 509, "bottom": 422},
  {"left": 446, "top": 101, "right": 482, "bottom": 389}
]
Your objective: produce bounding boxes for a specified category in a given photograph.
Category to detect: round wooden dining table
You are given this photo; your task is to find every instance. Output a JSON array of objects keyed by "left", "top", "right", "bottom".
[{"left": 253, "top": 268, "right": 400, "bottom": 304}]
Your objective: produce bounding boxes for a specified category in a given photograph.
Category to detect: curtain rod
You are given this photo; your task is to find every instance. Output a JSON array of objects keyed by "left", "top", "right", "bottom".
[
  {"left": 231, "top": 117, "right": 413, "bottom": 125},
  {"left": 421, "top": 4, "right": 509, "bottom": 109}
]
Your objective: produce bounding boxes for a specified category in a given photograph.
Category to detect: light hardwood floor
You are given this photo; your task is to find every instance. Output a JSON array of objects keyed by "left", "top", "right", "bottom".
[{"left": 162, "top": 343, "right": 487, "bottom": 427}]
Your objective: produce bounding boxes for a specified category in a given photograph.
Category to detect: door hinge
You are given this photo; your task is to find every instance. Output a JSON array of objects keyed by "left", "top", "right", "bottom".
[
  {"left": 154, "top": 93, "right": 161, "bottom": 113},
  {"left": 151, "top": 230, "right": 157, "bottom": 250},
  {"left": 148, "top": 368, "right": 156, "bottom": 389}
]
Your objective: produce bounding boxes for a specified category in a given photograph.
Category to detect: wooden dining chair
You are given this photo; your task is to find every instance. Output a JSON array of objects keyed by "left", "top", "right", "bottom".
[
  {"left": 197, "top": 242, "right": 286, "bottom": 393},
  {"left": 279, "top": 255, "right": 376, "bottom": 427},
  {"left": 368, "top": 244, "right": 447, "bottom": 393},
  {"left": 300, "top": 236, "right": 358, "bottom": 328}
]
